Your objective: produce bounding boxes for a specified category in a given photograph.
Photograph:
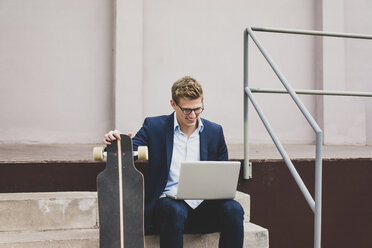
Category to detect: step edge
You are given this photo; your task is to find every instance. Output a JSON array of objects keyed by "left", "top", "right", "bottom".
[{"left": 0, "top": 191, "right": 97, "bottom": 201}]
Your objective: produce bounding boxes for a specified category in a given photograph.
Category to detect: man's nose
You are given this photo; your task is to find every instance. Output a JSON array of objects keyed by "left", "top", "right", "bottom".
[{"left": 189, "top": 110, "right": 197, "bottom": 118}]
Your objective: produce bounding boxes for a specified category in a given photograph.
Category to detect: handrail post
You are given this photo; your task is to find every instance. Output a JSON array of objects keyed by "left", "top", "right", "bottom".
[
  {"left": 314, "top": 132, "right": 323, "bottom": 248},
  {"left": 243, "top": 29, "right": 252, "bottom": 179}
]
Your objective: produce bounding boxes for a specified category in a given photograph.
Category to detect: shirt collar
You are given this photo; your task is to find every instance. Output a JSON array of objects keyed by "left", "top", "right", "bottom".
[{"left": 173, "top": 112, "right": 204, "bottom": 133}]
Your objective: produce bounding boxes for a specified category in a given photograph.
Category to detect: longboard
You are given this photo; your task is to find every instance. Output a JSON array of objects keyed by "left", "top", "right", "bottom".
[{"left": 94, "top": 134, "right": 147, "bottom": 248}]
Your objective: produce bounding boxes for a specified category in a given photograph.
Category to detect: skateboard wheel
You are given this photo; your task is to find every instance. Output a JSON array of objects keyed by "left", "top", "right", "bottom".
[
  {"left": 137, "top": 146, "right": 148, "bottom": 160},
  {"left": 93, "top": 147, "right": 105, "bottom": 161}
]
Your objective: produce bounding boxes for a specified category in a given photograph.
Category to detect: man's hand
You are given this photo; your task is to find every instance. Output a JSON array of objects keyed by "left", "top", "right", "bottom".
[{"left": 104, "top": 130, "right": 133, "bottom": 145}]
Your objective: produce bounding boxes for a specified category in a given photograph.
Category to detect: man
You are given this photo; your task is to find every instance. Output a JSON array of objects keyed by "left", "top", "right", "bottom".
[{"left": 104, "top": 76, "right": 244, "bottom": 248}]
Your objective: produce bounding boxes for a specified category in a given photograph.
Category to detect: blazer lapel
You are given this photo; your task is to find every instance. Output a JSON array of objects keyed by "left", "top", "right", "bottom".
[
  {"left": 165, "top": 114, "right": 174, "bottom": 170},
  {"left": 200, "top": 126, "right": 208, "bottom": 161}
]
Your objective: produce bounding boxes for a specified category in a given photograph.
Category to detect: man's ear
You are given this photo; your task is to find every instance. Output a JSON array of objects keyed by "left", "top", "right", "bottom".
[{"left": 170, "top": 99, "right": 177, "bottom": 110}]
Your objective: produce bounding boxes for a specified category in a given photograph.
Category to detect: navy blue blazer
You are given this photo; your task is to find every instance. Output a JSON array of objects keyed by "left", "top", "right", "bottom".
[{"left": 132, "top": 113, "right": 228, "bottom": 232}]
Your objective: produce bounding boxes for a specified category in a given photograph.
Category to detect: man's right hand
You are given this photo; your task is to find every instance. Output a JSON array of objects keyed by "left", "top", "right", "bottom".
[
  {"left": 104, "top": 130, "right": 121, "bottom": 145},
  {"left": 104, "top": 130, "right": 133, "bottom": 145}
]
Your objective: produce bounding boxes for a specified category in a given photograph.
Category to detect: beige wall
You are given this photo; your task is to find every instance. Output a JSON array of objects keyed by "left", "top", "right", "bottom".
[
  {"left": 1, "top": 0, "right": 372, "bottom": 145},
  {"left": 0, "top": 0, "right": 114, "bottom": 143},
  {"left": 344, "top": 0, "right": 372, "bottom": 145},
  {"left": 141, "top": 0, "right": 317, "bottom": 144}
]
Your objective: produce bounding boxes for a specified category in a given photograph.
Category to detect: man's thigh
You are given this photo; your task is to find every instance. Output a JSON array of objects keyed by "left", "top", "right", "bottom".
[
  {"left": 152, "top": 198, "right": 243, "bottom": 234},
  {"left": 152, "top": 197, "right": 190, "bottom": 229},
  {"left": 184, "top": 199, "right": 243, "bottom": 234}
]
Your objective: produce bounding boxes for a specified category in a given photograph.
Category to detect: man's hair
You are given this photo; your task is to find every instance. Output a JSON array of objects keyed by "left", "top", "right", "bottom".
[{"left": 171, "top": 76, "right": 203, "bottom": 104}]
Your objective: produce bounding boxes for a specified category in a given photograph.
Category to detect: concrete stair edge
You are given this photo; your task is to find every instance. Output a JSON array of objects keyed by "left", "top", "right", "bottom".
[
  {"left": 0, "top": 191, "right": 267, "bottom": 247},
  {"left": 0, "top": 229, "right": 99, "bottom": 243},
  {"left": 0, "top": 222, "right": 268, "bottom": 248},
  {"left": 0, "top": 191, "right": 249, "bottom": 232},
  {"left": 146, "top": 222, "right": 269, "bottom": 248},
  {"left": 0, "top": 229, "right": 98, "bottom": 248},
  {"left": 0, "top": 192, "right": 98, "bottom": 232}
]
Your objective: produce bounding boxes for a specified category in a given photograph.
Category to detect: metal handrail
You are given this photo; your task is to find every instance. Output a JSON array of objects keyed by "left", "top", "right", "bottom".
[
  {"left": 250, "top": 88, "right": 372, "bottom": 97},
  {"left": 244, "top": 27, "right": 372, "bottom": 248},
  {"left": 252, "top": 26, "right": 372, "bottom": 40}
]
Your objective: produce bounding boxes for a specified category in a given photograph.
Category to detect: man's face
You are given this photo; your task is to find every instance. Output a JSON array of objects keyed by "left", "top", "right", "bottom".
[{"left": 171, "top": 97, "right": 203, "bottom": 129}]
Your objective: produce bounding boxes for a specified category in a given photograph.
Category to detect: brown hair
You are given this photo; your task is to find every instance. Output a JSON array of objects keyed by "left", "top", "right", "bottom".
[{"left": 171, "top": 76, "right": 203, "bottom": 104}]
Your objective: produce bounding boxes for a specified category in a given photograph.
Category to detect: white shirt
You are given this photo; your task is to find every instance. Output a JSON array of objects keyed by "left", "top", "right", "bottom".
[{"left": 161, "top": 112, "right": 204, "bottom": 209}]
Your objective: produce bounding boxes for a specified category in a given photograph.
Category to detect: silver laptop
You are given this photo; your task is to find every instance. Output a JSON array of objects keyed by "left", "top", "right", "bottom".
[{"left": 166, "top": 161, "right": 241, "bottom": 200}]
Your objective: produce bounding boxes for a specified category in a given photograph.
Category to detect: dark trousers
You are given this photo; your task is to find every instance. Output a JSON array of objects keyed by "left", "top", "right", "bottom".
[{"left": 153, "top": 197, "right": 244, "bottom": 248}]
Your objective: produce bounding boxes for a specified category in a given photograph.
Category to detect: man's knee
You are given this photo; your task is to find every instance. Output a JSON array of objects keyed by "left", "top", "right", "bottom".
[
  {"left": 220, "top": 200, "right": 244, "bottom": 222},
  {"left": 156, "top": 198, "right": 189, "bottom": 226}
]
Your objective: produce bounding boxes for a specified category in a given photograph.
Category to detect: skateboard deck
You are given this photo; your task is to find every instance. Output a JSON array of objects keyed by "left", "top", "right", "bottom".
[{"left": 97, "top": 134, "right": 145, "bottom": 248}]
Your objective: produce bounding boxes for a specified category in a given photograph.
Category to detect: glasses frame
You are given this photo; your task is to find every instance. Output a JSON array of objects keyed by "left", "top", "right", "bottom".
[{"left": 176, "top": 102, "right": 204, "bottom": 115}]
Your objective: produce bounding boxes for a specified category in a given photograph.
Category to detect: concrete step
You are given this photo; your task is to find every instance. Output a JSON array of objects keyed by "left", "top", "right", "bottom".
[
  {"left": 0, "top": 192, "right": 98, "bottom": 232},
  {"left": 0, "top": 229, "right": 99, "bottom": 248},
  {"left": 0, "top": 191, "right": 267, "bottom": 247},
  {"left": 146, "top": 222, "right": 269, "bottom": 248},
  {"left": 0, "top": 191, "right": 249, "bottom": 232},
  {"left": 0, "top": 222, "right": 268, "bottom": 248}
]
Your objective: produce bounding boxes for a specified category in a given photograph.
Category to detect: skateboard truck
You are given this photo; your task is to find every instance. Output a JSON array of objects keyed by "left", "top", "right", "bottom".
[{"left": 93, "top": 146, "right": 148, "bottom": 161}]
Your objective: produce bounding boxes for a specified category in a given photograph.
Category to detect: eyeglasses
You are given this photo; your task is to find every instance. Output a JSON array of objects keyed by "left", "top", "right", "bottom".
[{"left": 176, "top": 102, "right": 204, "bottom": 115}]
